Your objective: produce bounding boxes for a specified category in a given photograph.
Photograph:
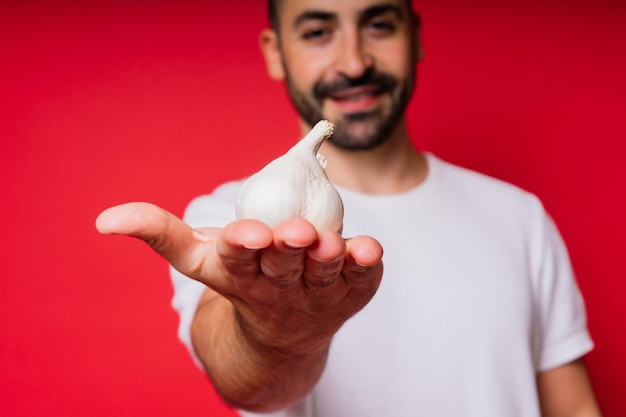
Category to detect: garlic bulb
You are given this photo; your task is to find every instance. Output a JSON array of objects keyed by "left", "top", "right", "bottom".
[{"left": 235, "top": 120, "right": 344, "bottom": 232}]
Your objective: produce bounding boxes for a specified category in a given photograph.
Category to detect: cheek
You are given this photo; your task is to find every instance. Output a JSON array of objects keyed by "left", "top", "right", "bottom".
[
  {"left": 372, "top": 41, "right": 415, "bottom": 76},
  {"left": 284, "top": 48, "right": 335, "bottom": 87}
]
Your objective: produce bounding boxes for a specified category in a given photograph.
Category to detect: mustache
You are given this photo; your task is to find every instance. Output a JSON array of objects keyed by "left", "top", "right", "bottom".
[{"left": 313, "top": 69, "right": 398, "bottom": 102}]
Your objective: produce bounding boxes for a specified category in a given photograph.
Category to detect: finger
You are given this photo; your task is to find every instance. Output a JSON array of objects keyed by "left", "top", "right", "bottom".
[
  {"left": 259, "top": 218, "right": 319, "bottom": 288},
  {"left": 96, "top": 202, "right": 214, "bottom": 279},
  {"left": 217, "top": 219, "right": 274, "bottom": 281},
  {"left": 343, "top": 235, "right": 384, "bottom": 289},
  {"left": 303, "top": 229, "right": 346, "bottom": 288},
  {"left": 346, "top": 235, "right": 384, "bottom": 267}
]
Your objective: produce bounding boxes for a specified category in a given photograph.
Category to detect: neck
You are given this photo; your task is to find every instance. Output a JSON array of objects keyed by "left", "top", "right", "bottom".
[{"left": 311, "top": 119, "right": 428, "bottom": 195}]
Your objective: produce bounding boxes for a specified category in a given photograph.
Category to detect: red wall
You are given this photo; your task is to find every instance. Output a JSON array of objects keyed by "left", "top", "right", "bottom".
[{"left": 1, "top": 1, "right": 624, "bottom": 416}]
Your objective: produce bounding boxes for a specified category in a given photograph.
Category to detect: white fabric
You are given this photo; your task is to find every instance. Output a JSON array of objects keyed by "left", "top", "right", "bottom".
[{"left": 170, "top": 153, "right": 593, "bottom": 417}]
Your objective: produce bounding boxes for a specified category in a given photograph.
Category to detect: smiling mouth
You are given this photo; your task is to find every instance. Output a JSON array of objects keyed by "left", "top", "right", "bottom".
[
  {"left": 329, "top": 85, "right": 382, "bottom": 100},
  {"left": 327, "top": 86, "right": 384, "bottom": 111}
]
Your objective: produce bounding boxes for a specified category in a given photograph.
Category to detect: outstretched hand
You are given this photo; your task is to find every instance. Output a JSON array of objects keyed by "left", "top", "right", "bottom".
[{"left": 96, "top": 202, "right": 384, "bottom": 353}]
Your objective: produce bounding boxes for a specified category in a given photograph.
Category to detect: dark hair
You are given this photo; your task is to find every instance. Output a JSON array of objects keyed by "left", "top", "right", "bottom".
[
  {"left": 267, "top": 0, "right": 415, "bottom": 32},
  {"left": 267, "top": 0, "right": 280, "bottom": 31}
]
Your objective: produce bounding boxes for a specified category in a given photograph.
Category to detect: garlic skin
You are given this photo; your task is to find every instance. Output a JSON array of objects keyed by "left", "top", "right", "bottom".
[{"left": 235, "top": 120, "right": 344, "bottom": 232}]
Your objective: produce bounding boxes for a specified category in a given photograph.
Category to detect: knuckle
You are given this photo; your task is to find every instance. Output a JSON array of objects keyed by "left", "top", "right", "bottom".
[
  {"left": 305, "top": 275, "right": 338, "bottom": 288},
  {"left": 265, "top": 271, "right": 301, "bottom": 289}
]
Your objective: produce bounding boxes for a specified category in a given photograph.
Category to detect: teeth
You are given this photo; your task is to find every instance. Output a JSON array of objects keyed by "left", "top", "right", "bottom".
[
  {"left": 348, "top": 93, "right": 370, "bottom": 101},
  {"left": 336, "top": 92, "right": 372, "bottom": 101}
]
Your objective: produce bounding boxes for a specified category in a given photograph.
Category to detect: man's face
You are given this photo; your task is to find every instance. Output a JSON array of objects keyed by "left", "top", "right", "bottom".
[{"left": 272, "top": 0, "right": 419, "bottom": 150}]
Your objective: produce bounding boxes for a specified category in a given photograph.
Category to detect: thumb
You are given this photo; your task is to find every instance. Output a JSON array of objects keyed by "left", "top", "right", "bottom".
[{"left": 96, "top": 202, "right": 213, "bottom": 278}]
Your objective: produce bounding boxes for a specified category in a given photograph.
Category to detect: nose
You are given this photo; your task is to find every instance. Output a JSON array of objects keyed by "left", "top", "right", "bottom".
[{"left": 334, "top": 32, "right": 373, "bottom": 79}]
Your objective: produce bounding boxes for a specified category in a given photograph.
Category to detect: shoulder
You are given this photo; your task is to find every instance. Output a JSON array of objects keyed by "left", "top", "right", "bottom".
[
  {"left": 430, "top": 154, "right": 535, "bottom": 201},
  {"left": 428, "top": 153, "right": 547, "bottom": 223}
]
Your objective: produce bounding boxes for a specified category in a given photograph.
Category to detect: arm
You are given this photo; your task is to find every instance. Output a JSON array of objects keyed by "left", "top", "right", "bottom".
[
  {"left": 537, "top": 358, "right": 602, "bottom": 417},
  {"left": 191, "top": 287, "right": 329, "bottom": 411},
  {"left": 96, "top": 202, "right": 383, "bottom": 412}
]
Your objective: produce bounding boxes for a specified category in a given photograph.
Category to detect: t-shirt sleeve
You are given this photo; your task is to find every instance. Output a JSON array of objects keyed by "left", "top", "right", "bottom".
[
  {"left": 170, "top": 183, "right": 240, "bottom": 367},
  {"left": 531, "top": 204, "right": 594, "bottom": 372}
]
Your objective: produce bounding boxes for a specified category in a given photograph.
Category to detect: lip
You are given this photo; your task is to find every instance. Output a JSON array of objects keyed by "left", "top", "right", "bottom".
[{"left": 327, "top": 85, "right": 384, "bottom": 112}]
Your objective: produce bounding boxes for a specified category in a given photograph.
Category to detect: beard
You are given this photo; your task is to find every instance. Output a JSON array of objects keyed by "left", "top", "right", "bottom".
[{"left": 283, "top": 65, "right": 416, "bottom": 151}]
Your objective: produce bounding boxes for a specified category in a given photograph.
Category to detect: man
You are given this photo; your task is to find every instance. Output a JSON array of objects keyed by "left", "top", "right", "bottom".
[{"left": 96, "top": 0, "right": 602, "bottom": 415}]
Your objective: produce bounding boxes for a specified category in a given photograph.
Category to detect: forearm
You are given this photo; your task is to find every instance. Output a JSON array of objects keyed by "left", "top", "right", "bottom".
[
  {"left": 191, "top": 289, "right": 329, "bottom": 413},
  {"left": 537, "top": 358, "right": 602, "bottom": 417}
]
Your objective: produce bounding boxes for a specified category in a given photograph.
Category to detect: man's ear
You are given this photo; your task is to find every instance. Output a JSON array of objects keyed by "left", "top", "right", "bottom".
[{"left": 259, "top": 29, "right": 285, "bottom": 81}]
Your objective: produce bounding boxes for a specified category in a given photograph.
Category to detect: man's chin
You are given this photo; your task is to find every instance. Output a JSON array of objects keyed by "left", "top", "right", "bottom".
[
  {"left": 335, "top": 110, "right": 386, "bottom": 134},
  {"left": 328, "top": 115, "right": 390, "bottom": 151},
  {"left": 344, "top": 110, "right": 381, "bottom": 122},
  {"left": 321, "top": 109, "right": 379, "bottom": 127}
]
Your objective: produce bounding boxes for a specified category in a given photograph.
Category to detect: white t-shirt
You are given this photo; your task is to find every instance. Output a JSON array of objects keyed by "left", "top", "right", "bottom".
[{"left": 171, "top": 153, "right": 593, "bottom": 417}]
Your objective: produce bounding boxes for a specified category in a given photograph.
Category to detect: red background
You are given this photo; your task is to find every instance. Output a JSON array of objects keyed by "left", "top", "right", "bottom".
[{"left": 1, "top": 0, "right": 624, "bottom": 416}]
